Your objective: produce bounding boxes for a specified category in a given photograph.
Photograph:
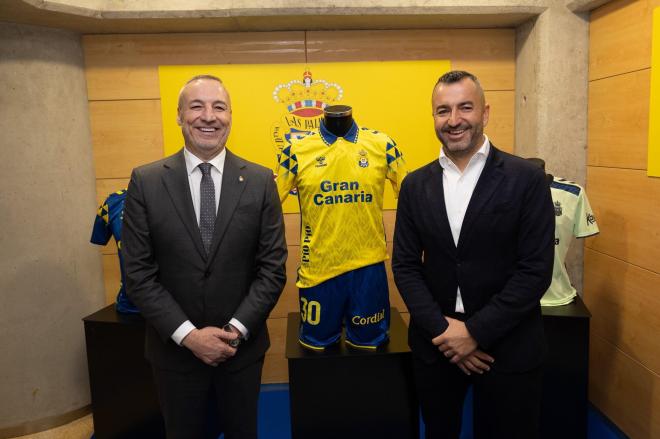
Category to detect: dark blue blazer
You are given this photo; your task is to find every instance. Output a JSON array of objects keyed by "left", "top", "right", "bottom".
[{"left": 392, "top": 145, "right": 555, "bottom": 372}]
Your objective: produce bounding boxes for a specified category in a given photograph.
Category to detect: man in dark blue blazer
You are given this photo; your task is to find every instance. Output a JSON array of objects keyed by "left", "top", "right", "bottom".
[{"left": 392, "top": 71, "right": 554, "bottom": 439}]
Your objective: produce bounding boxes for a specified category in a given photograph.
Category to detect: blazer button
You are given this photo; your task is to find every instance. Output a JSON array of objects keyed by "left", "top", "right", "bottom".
[{"left": 204, "top": 270, "right": 211, "bottom": 278}]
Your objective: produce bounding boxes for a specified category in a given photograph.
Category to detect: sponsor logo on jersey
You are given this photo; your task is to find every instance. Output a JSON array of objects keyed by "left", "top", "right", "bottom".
[
  {"left": 586, "top": 213, "right": 596, "bottom": 225},
  {"left": 315, "top": 155, "right": 327, "bottom": 167},
  {"left": 301, "top": 225, "right": 312, "bottom": 264},
  {"left": 272, "top": 70, "right": 344, "bottom": 163},
  {"left": 352, "top": 309, "right": 386, "bottom": 326},
  {"left": 357, "top": 149, "right": 369, "bottom": 168},
  {"left": 554, "top": 200, "right": 562, "bottom": 216},
  {"left": 313, "top": 180, "right": 374, "bottom": 205}
]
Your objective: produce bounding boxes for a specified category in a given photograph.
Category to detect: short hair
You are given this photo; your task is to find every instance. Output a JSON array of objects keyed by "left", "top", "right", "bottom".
[
  {"left": 178, "top": 74, "right": 224, "bottom": 109},
  {"left": 434, "top": 70, "right": 485, "bottom": 105}
]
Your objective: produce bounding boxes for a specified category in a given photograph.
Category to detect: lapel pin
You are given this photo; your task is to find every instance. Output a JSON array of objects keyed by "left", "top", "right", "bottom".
[{"left": 239, "top": 176, "right": 244, "bottom": 182}]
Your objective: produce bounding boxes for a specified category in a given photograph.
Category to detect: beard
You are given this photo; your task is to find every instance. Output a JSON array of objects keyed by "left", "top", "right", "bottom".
[{"left": 436, "top": 122, "right": 484, "bottom": 158}]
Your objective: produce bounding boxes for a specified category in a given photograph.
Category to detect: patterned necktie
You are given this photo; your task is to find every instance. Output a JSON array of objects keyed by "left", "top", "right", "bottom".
[{"left": 198, "top": 163, "right": 215, "bottom": 255}]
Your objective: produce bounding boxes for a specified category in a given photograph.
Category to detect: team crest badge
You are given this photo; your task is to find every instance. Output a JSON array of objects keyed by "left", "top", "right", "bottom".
[
  {"left": 358, "top": 149, "right": 369, "bottom": 168},
  {"left": 272, "top": 70, "right": 343, "bottom": 161},
  {"left": 586, "top": 213, "right": 596, "bottom": 225},
  {"left": 554, "top": 200, "right": 562, "bottom": 216}
]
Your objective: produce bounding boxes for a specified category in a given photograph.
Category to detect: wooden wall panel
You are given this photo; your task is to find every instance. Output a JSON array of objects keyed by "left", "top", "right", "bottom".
[
  {"left": 589, "top": 334, "right": 660, "bottom": 439},
  {"left": 95, "top": 178, "right": 130, "bottom": 207},
  {"left": 283, "top": 213, "right": 300, "bottom": 246},
  {"left": 386, "top": 242, "right": 408, "bottom": 313},
  {"left": 584, "top": 248, "right": 660, "bottom": 373},
  {"left": 307, "top": 29, "right": 515, "bottom": 90},
  {"left": 262, "top": 317, "right": 288, "bottom": 384},
  {"left": 484, "top": 90, "right": 514, "bottom": 153},
  {"left": 589, "top": 0, "right": 657, "bottom": 80},
  {"left": 586, "top": 167, "right": 660, "bottom": 273},
  {"left": 588, "top": 69, "right": 650, "bottom": 170},
  {"left": 90, "top": 100, "right": 163, "bottom": 179},
  {"left": 101, "top": 253, "right": 120, "bottom": 305},
  {"left": 83, "top": 32, "right": 307, "bottom": 101},
  {"left": 588, "top": 1, "right": 660, "bottom": 434},
  {"left": 270, "top": 246, "right": 300, "bottom": 319}
]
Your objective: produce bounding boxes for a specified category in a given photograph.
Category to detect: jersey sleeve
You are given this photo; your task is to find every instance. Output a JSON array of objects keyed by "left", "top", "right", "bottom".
[
  {"left": 90, "top": 197, "right": 112, "bottom": 245},
  {"left": 385, "top": 136, "right": 407, "bottom": 197},
  {"left": 574, "top": 189, "right": 599, "bottom": 238},
  {"left": 275, "top": 144, "right": 298, "bottom": 202}
]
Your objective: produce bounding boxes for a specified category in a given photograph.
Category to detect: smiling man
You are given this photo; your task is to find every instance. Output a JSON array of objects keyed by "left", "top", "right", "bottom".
[
  {"left": 122, "top": 75, "right": 287, "bottom": 439},
  {"left": 392, "top": 71, "right": 555, "bottom": 438}
]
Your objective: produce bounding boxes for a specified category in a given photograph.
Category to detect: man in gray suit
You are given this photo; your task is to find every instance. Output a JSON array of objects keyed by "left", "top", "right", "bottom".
[{"left": 123, "top": 74, "right": 287, "bottom": 439}]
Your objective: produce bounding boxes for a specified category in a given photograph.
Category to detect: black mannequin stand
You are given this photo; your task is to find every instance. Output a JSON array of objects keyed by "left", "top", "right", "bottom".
[{"left": 323, "top": 104, "right": 354, "bottom": 137}]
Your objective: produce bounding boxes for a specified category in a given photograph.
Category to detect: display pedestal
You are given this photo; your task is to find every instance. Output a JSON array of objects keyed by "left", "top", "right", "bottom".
[
  {"left": 83, "top": 305, "right": 165, "bottom": 439},
  {"left": 541, "top": 295, "right": 591, "bottom": 439},
  {"left": 285, "top": 308, "right": 418, "bottom": 439}
]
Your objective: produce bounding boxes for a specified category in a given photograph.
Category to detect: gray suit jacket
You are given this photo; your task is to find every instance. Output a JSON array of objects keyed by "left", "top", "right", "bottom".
[{"left": 123, "top": 148, "right": 287, "bottom": 372}]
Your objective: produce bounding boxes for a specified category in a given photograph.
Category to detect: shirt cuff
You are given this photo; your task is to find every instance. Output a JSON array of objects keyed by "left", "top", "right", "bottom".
[
  {"left": 171, "top": 320, "right": 196, "bottom": 346},
  {"left": 229, "top": 318, "right": 249, "bottom": 340}
]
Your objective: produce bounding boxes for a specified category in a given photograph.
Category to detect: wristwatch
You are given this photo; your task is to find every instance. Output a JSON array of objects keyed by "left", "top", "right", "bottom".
[{"left": 223, "top": 323, "right": 242, "bottom": 348}]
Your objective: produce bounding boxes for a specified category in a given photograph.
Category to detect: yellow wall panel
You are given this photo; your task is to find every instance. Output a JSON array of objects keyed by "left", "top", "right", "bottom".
[
  {"left": 90, "top": 100, "right": 164, "bottom": 179},
  {"left": 586, "top": 167, "right": 660, "bottom": 273},
  {"left": 589, "top": 334, "right": 660, "bottom": 439},
  {"left": 307, "top": 29, "right": 515, "bottom": 90},
  {"left": 590, "top": 0, "right": 656, "bottom": 80},
  {"left": 588, "top": 70, "right": 650, "bottom": 169},
  {"left": 584, "top": 248, "right": 660, "bottom": 373}
]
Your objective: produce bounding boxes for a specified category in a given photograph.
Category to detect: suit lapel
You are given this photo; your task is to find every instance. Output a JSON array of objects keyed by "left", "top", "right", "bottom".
[
  {"left": 160, "top": 150, "right": 207, "bottom": 260},
  {"left": 207, "top": 149, "right": 247, "bottom": 265},
  {"left": 425, "top": 161, "right": 456, "bottom": 249},
  {"left": 457, "top": 145, "right": 505, "bottom": 249}
]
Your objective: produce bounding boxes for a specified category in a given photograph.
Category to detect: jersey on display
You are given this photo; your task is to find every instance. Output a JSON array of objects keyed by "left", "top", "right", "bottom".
[
  {"left": 276, "top": 121, "right": 407, "bottom": 288},
  {"left": 542, "top": 177, "right": 599, "bottom": 306},
  {"left": 91, "top": 189, "right": 139, "bottom": 314}
]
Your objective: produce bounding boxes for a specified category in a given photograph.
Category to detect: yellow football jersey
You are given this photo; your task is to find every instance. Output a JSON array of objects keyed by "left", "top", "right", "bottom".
[{"left": 276, "top": 121, "right": 407, "bottom": 288}]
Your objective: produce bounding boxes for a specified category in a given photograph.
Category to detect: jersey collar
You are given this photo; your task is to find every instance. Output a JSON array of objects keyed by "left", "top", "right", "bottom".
[{"left": 319, "top": 120, "right": 359, "bottom": 145}]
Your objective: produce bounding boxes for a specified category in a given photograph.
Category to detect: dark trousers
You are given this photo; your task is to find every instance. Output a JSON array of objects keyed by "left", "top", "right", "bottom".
[
  {"left": 152, "top": 357, "right": 264, "bottom": 439},
  {"left": 413, "top": 355, "right": 542, "bottom": 439}
]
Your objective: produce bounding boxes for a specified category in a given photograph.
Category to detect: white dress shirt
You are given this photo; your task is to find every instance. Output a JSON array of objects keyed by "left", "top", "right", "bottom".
[
  {"left": 439, "top": 135, "right": 490, "bottom": 313},
  {"left": 171, "top": 147, "right": 249, "bottom": 345}
]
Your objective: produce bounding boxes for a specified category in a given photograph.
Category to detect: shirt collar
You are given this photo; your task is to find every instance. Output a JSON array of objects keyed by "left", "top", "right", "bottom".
[
  {"left": 184, "top": 147, "right": 227, "bottom": 176},
  {"left": 439, "top": 134, "right": 490, "bottom": 170},
  {"left": 319, "top": 120, "right": 359, "bottom": 145}
]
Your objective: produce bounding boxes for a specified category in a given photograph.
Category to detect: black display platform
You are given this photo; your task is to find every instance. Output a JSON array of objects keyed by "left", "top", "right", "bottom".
[
  {"left": 541, "top": 295, "right": 591, "bottom": 439},
  {"left": 83, "top": 305, "right": 165, "bottom": 439},
  {"left": 285, "top": 308, "right": 419, "bottom": 439}
]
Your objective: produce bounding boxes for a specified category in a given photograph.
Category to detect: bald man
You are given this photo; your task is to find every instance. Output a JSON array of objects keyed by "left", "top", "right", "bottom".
[{"left": 123, "top": 75, "right": 287, "bottom": 439}]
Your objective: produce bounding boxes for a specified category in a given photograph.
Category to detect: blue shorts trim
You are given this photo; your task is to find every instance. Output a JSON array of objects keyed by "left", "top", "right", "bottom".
[{"left": 298, "top": 262, "right": 390, "bottom": 349}]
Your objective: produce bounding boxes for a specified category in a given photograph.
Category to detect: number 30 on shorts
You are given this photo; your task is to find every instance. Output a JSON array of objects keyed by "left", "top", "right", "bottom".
[{"left": 300, "top": 297, "right": 321, "bottom": 325}]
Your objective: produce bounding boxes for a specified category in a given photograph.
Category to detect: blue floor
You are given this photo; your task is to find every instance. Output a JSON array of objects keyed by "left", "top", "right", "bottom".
[{"left": 256, "top": 383, "right": 628, "bottom": 439}]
